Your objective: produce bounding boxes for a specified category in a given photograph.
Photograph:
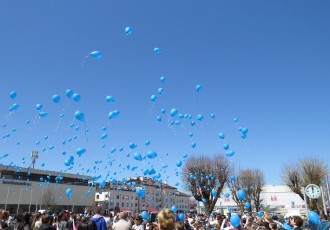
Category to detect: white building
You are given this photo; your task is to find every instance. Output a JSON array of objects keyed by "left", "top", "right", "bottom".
[
  {"left": 197, "top": 185, "right": 307, "bottom": 215},
  {"left": 95, "top": 177, "right": 190, "bottom": 214},
  {"left": 0, "top": 165, "right": 95, "bottom": 213}
]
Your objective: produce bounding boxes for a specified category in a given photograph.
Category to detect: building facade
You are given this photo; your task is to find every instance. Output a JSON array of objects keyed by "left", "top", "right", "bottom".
[
  {"left": 0, "top": 166, "right": 95, "bottom": 213},
  {"left": 197, "top": 185, "right": 307, "bottom": 215},
  {"left": 95, "top": 177, "right": 190, "bottom": 214}
]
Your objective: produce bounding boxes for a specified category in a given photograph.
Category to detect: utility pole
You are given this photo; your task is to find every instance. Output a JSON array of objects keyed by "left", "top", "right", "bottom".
[{"left": 31, "top": 151, "right": 39, "bottom": 169}]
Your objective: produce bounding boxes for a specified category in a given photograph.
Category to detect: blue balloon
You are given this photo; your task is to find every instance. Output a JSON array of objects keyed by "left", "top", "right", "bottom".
[
  {"left": 178, "top": 213, "right": 185, "bottom": 221},
  {"left": 52, "top": 94, "right": 61, "bottom": 103},
  {"left": 171, "top": 205, "right": 177, "bottom": 212},
  {"left": 134, "top": 152, "right": 142, "bottom": 161},
  {"left": 228, "top": 207, "right": 232, "bottom": 212},
  {"left": 226, "top": 150, "right": 235, "bottom": 157},
  {"left": 75, "top": 111, "right": 85, "bottom": 122},
  {"left": 196, "top": 114, "right": 204, "bottom": 121},
  {"left": 108, "top": 110, "right": 120, "bottom": 119},
  {"left": 210, "top": 113, "right": 216, "bottom": 119},
  {"left": 9, "top": 91, "right": 17, "bottom": 99},
  {"left": 191, "top": 142, "right": 196, "bottom": 148},
  {"left": 170, "top": 108, "right": 178, "bottom": 117},
  {"left": 141, "top": 211, "right": 148, "bottom": 220},
  {"left": 257, "top": 211, "right": 264, "bottom": 217},
  {"left": 212, "top": 190, "right": 217, "bottom": 197},
  {"left": 191, "top": 121, "right": 196, "bottom": 126},
  {"left": 291, "top": 201, "right": 295, "bottom": 205},
  {"left": 218, "top": 133, "right": 225, "bottom": 139},
  {"left": 176, "top": 160, "right": 182, "bottom": 167},
  {"left": 202, "top": 198, "right": 207, "bottom": 203},
  {"left": 230, "top": 175, "right": 235, "bottom": 181},
  {"left": 223, "top": 144, "right": 230, "bottom": 150},
  {"left": 156, "top": 116, "right": 162, "bottom": 122},
  {"left": 11, "top": 103, "right": 20, "bottom": 110},
  {"left": 147, "top": 151, "right": 157, "bottom": 159},
  {"left": 196, "top": 84, "right": 202, "bottom": 92},
  {"left": 129, "top": 142, "right": 137, "bottom": 149},
  {"left": 66, "top": 188, "right": 73, "bottom": 198},
  {"left": 39, "top": 112, "right": 48, "bottom": 118},
  {"left": 154, "top": 48, "right": 161, "bottom": 54},
  {"left": 99, "top": 180, "right": 106, "bottom": 189},
  {"left": 308, "top": 211, "right": 320, "bottom": 224},
  {"left": 76, "top": 148, "right": 86, "bottom": 157},
  {"left": 237, "top": 189, "right": 246, "bottom": 200},
  {"left": 90, "top": 51, "right": 102, "bottom": 59},
  {"left": 72, "top": 93, "right": 81, "bottom": 102},
  {"left": 233, "top": 117, "right": 239, "bottom": 122},
  {"left": 106, "top": 95, "right": 115, "bottom": 102},
  {"left": 66, "top": 89, "right": 74, "bottom": 98},
  {"left": 145, "top": 140, "right": 151, "bottom": 146},
  {"left": 101, "top": 133, "right": 108, "bottom": 140},
  {"left": 160, "top": 76, "right": 166, "bottom": 83},
  {"left": 225, "top": 193, "right": 230, "bottom": 198},
  {"left": 245, "top": 202, "right": 251, "bottom": 209},
  {"left": 158, "top": 88, "right": 164, "bottom": 94},
  {"left": 151, "top": 95, "right": 157, "bottom": 101},
  {"left": 36, "top": 104, "right": 43, "bottom": 110},
  {"left": 241, "top": 127, "right": 248, "bottom": 134},
  {"left": 125, "top": 27, "right": 132, "bottom": 35},
  {"left": 230, "top": 214, "right": 240, "bottom": 228}
]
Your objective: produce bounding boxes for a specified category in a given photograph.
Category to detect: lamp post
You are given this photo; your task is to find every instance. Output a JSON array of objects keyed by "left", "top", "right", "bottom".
[{"left": 31, "top": 151, "right": 39, "bottom": 169}]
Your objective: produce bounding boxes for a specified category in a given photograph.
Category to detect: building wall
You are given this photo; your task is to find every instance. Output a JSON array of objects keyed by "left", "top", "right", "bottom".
[
  {"left": 197, "top": 185, "right": 307, "bottom": 215},
  {"left": 95, "top": 179, "right": 190, "bottom": 214},
  {"left": 0, "top": 167, "right": 95, "bottom": 213}
]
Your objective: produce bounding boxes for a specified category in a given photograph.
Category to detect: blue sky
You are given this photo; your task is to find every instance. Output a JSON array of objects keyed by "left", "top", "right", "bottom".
[{"left": 0, "top": 0, "right": 330, "bottom": 191}]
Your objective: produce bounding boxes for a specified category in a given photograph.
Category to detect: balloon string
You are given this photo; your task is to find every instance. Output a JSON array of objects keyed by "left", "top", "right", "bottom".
[
  {"left": 148, "top": 103, "right": 156, "bottom": 113},
  {"left": 62, "top": 101, "right": 71, "bottom": 112},
  {"left": 84, "top": 122, "right": 89, "bottom": 142},
  {"left": 54, "top": 117, "right": 62, "bottom": 132},
  {"left": 80, "top": 54, "right": 89, "bottom": 68}
]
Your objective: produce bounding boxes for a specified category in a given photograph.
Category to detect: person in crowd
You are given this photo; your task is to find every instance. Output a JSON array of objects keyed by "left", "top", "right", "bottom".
[
  {"left": 272, "top": 216, "right": 283, "bottom": 229},
  {"left": 1, "top": 210, "right": 10, "bottom": 230},
  {"left": 129, "top": 216, "right": 135, "bottom": 228},
  {"left": 90, "top": 207, "right": 107, "bottom": 230},
  {"left": 57, "top": 211, "right": 70, "bottom": 230},
  {"left": 32, "top": 213, "right": 42, "bottom": 230},
  {"left": 39, "top": 215, "right": 55, "bottom": 230},
  {"left": 290, "top": 216, "right": 303, "bottom": 230},
  {"left": 112, "top": 212, "right": 131, "bottom": 230},
  {"left": 175, "top": 222, "right": 184, "bottom": 230},
  {"left": 103, "top": 212, "right": 112, "bottom": 230},
  {"left": 132, "top": 215, "right": 144, "bottom": 230},
  {"left": 77, "top": 218, "right": 97, "bottom": 230},
  {"left": 317, "top": 214, "right": 330, "bottom": 230},
  {"left": 155, "top": 209, "right": 175, "bottom": 230},
  {"left": 270, "top": 223, "right": 277, "bottom": 230}
]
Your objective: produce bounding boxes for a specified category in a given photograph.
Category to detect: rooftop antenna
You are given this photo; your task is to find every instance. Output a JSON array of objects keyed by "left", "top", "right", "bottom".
[{"left": 31, "top": 151, "right": 39, "bottom": 169}]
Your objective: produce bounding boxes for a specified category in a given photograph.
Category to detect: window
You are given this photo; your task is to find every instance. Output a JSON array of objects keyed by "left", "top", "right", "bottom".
[
  {"left": 116, "top": 195, "right": 119, "bottom": 199},
  {"left": 126, "top": 203, "right": 129, "bottom": 207},
  {"left": 121, "top": 203, "right": 124, "bottom": 207},
  {"left": 135, "top": 203, "right": 138, "bottom": 207},
  {"left": 105, "top": 194, "right": 108, "bottom": 198},
  {"left": 96, "top": 195, "right": 99, "bottom": 199}
]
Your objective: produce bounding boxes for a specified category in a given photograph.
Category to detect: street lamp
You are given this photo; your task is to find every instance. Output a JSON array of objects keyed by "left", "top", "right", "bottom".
[{"left": 31, "top": 151, "right": 39, "bottom": 169}]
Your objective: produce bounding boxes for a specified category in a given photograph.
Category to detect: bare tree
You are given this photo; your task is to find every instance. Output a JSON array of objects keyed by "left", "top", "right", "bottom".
[
  {"left": 228, "top": 168, "right": 265, "bottom": 214},
  {"left": 251, "top": 169, "right": 265, "bottom": 212},
  {"left": 182, "top": 154, "right": 231, "bottom": 216},
  {"left": 282, "top": 156, "right": 328, "bottom": 211}
]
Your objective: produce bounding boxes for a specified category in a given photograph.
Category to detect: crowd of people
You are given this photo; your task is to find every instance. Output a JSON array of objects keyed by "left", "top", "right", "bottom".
[{"left": 1, "top": 208, "right": 330, "bottom": 230}]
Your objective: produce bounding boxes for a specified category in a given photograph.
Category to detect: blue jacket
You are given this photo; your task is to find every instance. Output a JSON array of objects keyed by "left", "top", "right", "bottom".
[
  {"left": 317, "top": 220, "right": 330, "bottom": 230},
  {"left": 91, "top": 216, "right": 107, "bottom": 230}
]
